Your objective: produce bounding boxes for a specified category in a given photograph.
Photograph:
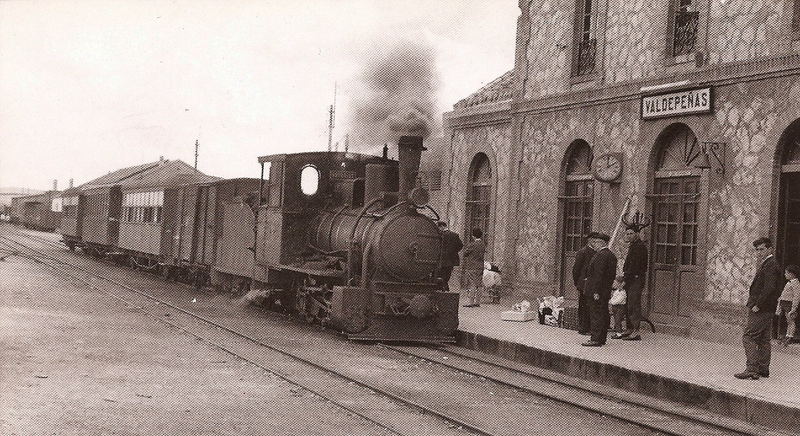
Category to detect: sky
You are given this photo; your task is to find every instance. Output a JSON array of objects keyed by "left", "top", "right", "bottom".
[{"left": 0, "top": 0, "right": 518, "bottom": 190}]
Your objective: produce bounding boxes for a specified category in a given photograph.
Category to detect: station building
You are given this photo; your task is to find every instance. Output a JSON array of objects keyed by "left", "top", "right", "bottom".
[{"left": 441, "top": 0, "right": 800, "bottom": 343}]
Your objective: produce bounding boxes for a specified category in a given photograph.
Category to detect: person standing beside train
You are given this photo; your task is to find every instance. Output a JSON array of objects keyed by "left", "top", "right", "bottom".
[
  {"left": 437, "top": 221, "right": 463, "bottom": 293},
  {"left": 572, "top": 241, "right": 596, "bottom": 335},
  {"left": 614, "top": 224, "right": 648, "bottom": 341},
  {"left": 462, "top": 228, "right": 486, "bottom": 307}
]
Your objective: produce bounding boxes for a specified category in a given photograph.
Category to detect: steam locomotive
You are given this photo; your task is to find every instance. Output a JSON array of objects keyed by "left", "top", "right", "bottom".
[{"left": 59, "top": 136, "right": 458, "bottom": 342}]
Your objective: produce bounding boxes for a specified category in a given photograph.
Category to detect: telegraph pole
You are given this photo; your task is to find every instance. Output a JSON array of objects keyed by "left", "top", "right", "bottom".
[
  {"left": 327, "top": 83, "right": 337, "bottom": 152},
  {"left": 194, "top": 139, "right": 199, "bottom": 169}
]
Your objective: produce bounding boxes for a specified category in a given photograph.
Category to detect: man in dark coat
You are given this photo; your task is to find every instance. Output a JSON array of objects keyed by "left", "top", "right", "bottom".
[
  {"left": 615, "top": 225, "right": 648, "bottom": 340},
  {"left": 735, "top": 237, "right": 784, "bottom": 380},
  {"left": 437, "top": 221, "right": 463, "bottom": 292},
  {"left": 582, "top": 232, "right": 617, "bottom": 347},
  {"left": 462, "top": 228, "right": 486, "bottom": 307},
  {"left": 572, "top": 242, "right": 596, "bottom": 335}
]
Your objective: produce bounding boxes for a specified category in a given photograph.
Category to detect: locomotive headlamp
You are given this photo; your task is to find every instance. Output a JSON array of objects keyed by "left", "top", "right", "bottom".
[{"left": 408, "top": 187, "right": 430, "bottom": 207}]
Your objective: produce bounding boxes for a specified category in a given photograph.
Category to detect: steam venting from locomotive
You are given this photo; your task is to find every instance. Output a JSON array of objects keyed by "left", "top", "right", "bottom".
[{"left": 349, "top": 41, "right": 440, "bottom": 153}]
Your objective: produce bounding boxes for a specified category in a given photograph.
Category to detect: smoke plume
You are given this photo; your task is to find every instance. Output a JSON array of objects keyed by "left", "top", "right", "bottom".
[{"left": 349, "top": 41, "right": 440, "bottom": 153}]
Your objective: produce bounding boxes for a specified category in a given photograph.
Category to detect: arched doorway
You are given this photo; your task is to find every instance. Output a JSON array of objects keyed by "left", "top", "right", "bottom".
[
  {"left": 559, "top": 140, "right": 594, "bottom": 299},
  {"left": 778, "top": 121, "right": 800, "bottom": 268},
  {"left": 648, "top": 124, "right": 706, "bottom": 331},
  {"left": 465, "top": 153, "right": 492, "bottom": 249}
]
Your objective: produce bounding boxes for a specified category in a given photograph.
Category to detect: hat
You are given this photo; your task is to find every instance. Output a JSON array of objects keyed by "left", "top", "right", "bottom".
[{"left": 587, "top": 231, "right": 610, "bottom": 242}]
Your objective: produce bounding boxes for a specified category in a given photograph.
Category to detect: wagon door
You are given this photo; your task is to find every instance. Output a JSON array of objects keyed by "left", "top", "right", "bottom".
[
  {"left": 201, "top": 185, "right": 218, "bottom": 265},
  {"left": 178, "top": 187, "right": 199, "bottom": 263}
]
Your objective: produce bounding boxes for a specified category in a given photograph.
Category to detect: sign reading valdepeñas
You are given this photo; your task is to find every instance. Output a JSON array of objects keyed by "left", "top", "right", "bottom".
[{"left": 641, "top": 87, "right": 712, "bottom": 119}]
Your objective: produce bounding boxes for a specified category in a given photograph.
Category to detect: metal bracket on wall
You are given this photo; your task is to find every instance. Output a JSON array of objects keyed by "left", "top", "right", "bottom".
[{"left": 699, "top": 141, "right": 726, "bottom": 176}]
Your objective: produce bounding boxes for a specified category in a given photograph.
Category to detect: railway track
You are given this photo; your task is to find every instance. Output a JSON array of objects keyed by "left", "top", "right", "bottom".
[
  {"left": 1, "top": 227, "right": 790, "bottom": 436},
  {"left": 0, "top": 233, "right": 477, "bottom": 436}
]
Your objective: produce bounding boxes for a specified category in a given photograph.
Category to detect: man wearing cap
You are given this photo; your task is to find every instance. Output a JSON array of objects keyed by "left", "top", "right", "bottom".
[
  {"left": 582, "top": 232, "right": 618, "bottom": 347},
  {"left": 614, "top": 224, "right": 648, "bottom": 340},
  {"left": 572, "top": 241, "right": 596, "bottom": 335},
  {"left": 437, "top": 221, "right": 463, "bottom": 293},
  {"left": 735, "top": 237, "right": 783, "bottom": 380}
]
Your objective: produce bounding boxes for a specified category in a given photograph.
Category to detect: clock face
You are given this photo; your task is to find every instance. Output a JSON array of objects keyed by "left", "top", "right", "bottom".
[{"left": 593, "top": 153, "right": 623, "bottom": 182}]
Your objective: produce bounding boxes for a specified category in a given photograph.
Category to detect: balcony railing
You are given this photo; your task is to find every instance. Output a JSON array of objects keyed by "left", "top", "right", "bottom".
[
  {"left": 672, "top": 10, "right": 699, "bottom": 56},
  {"left": 574, "top": 38, "right": 597, "bottom": 77}
]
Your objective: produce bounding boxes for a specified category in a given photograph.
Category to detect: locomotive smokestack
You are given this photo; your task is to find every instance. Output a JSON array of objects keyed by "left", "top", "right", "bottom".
[{"left": 397, "top": 136, "right": 426, "bottom": 200}]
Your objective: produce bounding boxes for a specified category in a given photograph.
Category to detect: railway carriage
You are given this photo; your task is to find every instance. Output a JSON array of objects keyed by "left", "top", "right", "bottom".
[
  {"left": 116, "top": 161, "right": 218, "bottom": 270},
  {"left": 73, "top": 161, "right": 163, "bottom": 256},
  {"left": 59, "top": 187, "right": 84, "bottom": 250},
  {"left": 169, "top": 177, "right": 260, "bottom": 283},
  {"left": 16, "top": 191, "right": 62, "bottom": 232}
]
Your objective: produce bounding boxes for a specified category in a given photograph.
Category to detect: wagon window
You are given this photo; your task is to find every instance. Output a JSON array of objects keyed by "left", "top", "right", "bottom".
[{"left": 300, "top": 165, "right": 320, "bottom": 196}]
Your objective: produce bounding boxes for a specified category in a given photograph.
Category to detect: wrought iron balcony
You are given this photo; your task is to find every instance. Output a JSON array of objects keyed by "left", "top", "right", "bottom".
[
  {"left": 574, "top": 38, "right": 597, "bottom": 77},
  {"left": 672, "top": 10, "right": 699, "bottom": 56}
]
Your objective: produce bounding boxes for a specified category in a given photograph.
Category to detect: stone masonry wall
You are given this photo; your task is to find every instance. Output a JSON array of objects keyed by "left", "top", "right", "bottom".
[
  {"left": 514, "top": 101, "right": 644, "bottom": 288},
  {"left": 511, "top": 74, "right": 800, "bottom": 309},
  {"left": 445, "top": 122, "right": 513, "bottom": 267},
  {"left": 708, "top": 0, "right": 793, "bottom": 64},
  {"left": 521, "top": 0, "right": 798, "bottom": 95},
  {"left": 704, "top": 75, "right": 800, "bottom": 305}
]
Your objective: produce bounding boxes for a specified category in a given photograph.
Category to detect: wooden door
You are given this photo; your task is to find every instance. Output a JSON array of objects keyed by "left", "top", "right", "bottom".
[
  {"left": 560, "top": 178, "right": 594, "bottom": 299},
  {"left": 780, "top": 172, "right": 800, "bottom": 267},
  {"left": 649, "top": 177, "right": 702, "bottom": 328}
]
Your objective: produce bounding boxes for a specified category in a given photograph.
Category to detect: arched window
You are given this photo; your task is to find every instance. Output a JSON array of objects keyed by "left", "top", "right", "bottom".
[
  {"left": 784, "top": 136, "right": 800, "bottom": 166},
  {"left": 560, "top": 140, "right": 594, "bottom": 298},
  {"left": 563, "top": 141, "right": 594, "bottom": 253},
  {"left": 465, "top": 153, "right": 492, "bottom": 243}
]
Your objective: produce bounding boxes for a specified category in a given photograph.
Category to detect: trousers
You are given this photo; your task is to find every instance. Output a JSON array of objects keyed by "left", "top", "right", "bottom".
[
  {"left": 776, "top": 300, "right": 797, "bottom": 338},
  {"left": 625, "top": 275, "right": 644, "bottom": 331},
  {"left": 577, "top": 289, "right": 591, "bottom": 333},
  {"left": 612, "top": 304, "right": 627, "bottom": 333},
  {"left": 590, "top": 295, "right": 610, "bottom": 344},
  {"left": 440, "top": 266, "right": 454, "bottom": 292},
  {"left": 742, "top": 310, "right": 772, "bottom": 374}
]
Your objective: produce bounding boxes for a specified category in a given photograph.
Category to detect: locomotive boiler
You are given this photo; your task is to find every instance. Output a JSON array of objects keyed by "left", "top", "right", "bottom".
[{"left": 245, "top": 136, "right": 458, "bottom": 342}]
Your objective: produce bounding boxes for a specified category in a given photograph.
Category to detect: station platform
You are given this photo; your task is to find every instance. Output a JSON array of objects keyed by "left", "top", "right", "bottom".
[{"left": 456, "top": 297, "right": 800, "bottom": 433}]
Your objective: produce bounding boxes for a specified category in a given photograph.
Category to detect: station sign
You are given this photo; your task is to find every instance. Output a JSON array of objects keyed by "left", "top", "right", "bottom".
[{"left": 641, "top": 87, "right": 712, "bottom": 119}]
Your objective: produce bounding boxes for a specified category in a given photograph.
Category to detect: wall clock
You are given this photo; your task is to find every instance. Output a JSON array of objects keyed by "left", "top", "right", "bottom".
[{"left": 592, "top": 153, "right": 623, "bottom": 182}]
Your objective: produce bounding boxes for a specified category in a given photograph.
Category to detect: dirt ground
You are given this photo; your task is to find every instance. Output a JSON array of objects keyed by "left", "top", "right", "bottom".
[{"left": 0, "top": 253, "right": 391, "bottom": 436}]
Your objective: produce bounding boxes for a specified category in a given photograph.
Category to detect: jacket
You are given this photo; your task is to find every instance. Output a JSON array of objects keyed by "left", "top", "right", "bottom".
[
  {"left": 441, "top": 230, "right": 464, "bottom": 267},
  {"left": 746, "top": 256, "right": 784, "bottom": 312},
  {"left": 462, "top": 238, "right": 486, "bottom": 271},
  {"left": 623, "top": 239, "right": 648, "bottom": 279},
  {"left": 572, "top": 245, "right": 595, "bottom": 290},
  {"left": 584, "top": 247, "right": 618, "bottom": 299}
]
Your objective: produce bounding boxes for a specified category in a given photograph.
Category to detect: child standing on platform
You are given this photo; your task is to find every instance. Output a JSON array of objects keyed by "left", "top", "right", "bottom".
[
  {"left": 777, "top": 264, "right": 800, "bottom": 346},
  {"left": 610, "top": 276, "right": 627, "bottom": 338}
]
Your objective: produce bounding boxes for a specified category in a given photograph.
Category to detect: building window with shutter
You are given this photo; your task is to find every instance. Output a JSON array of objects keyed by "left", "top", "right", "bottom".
[
  {"left": 465, "top": 153, "right": 492, "bottom": 248},
  {"left": 572, "top": 0, "right": 597, "bottom": 77},
  {"left": 668, "top": 0, "right": 699, "bottom": 57}
]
